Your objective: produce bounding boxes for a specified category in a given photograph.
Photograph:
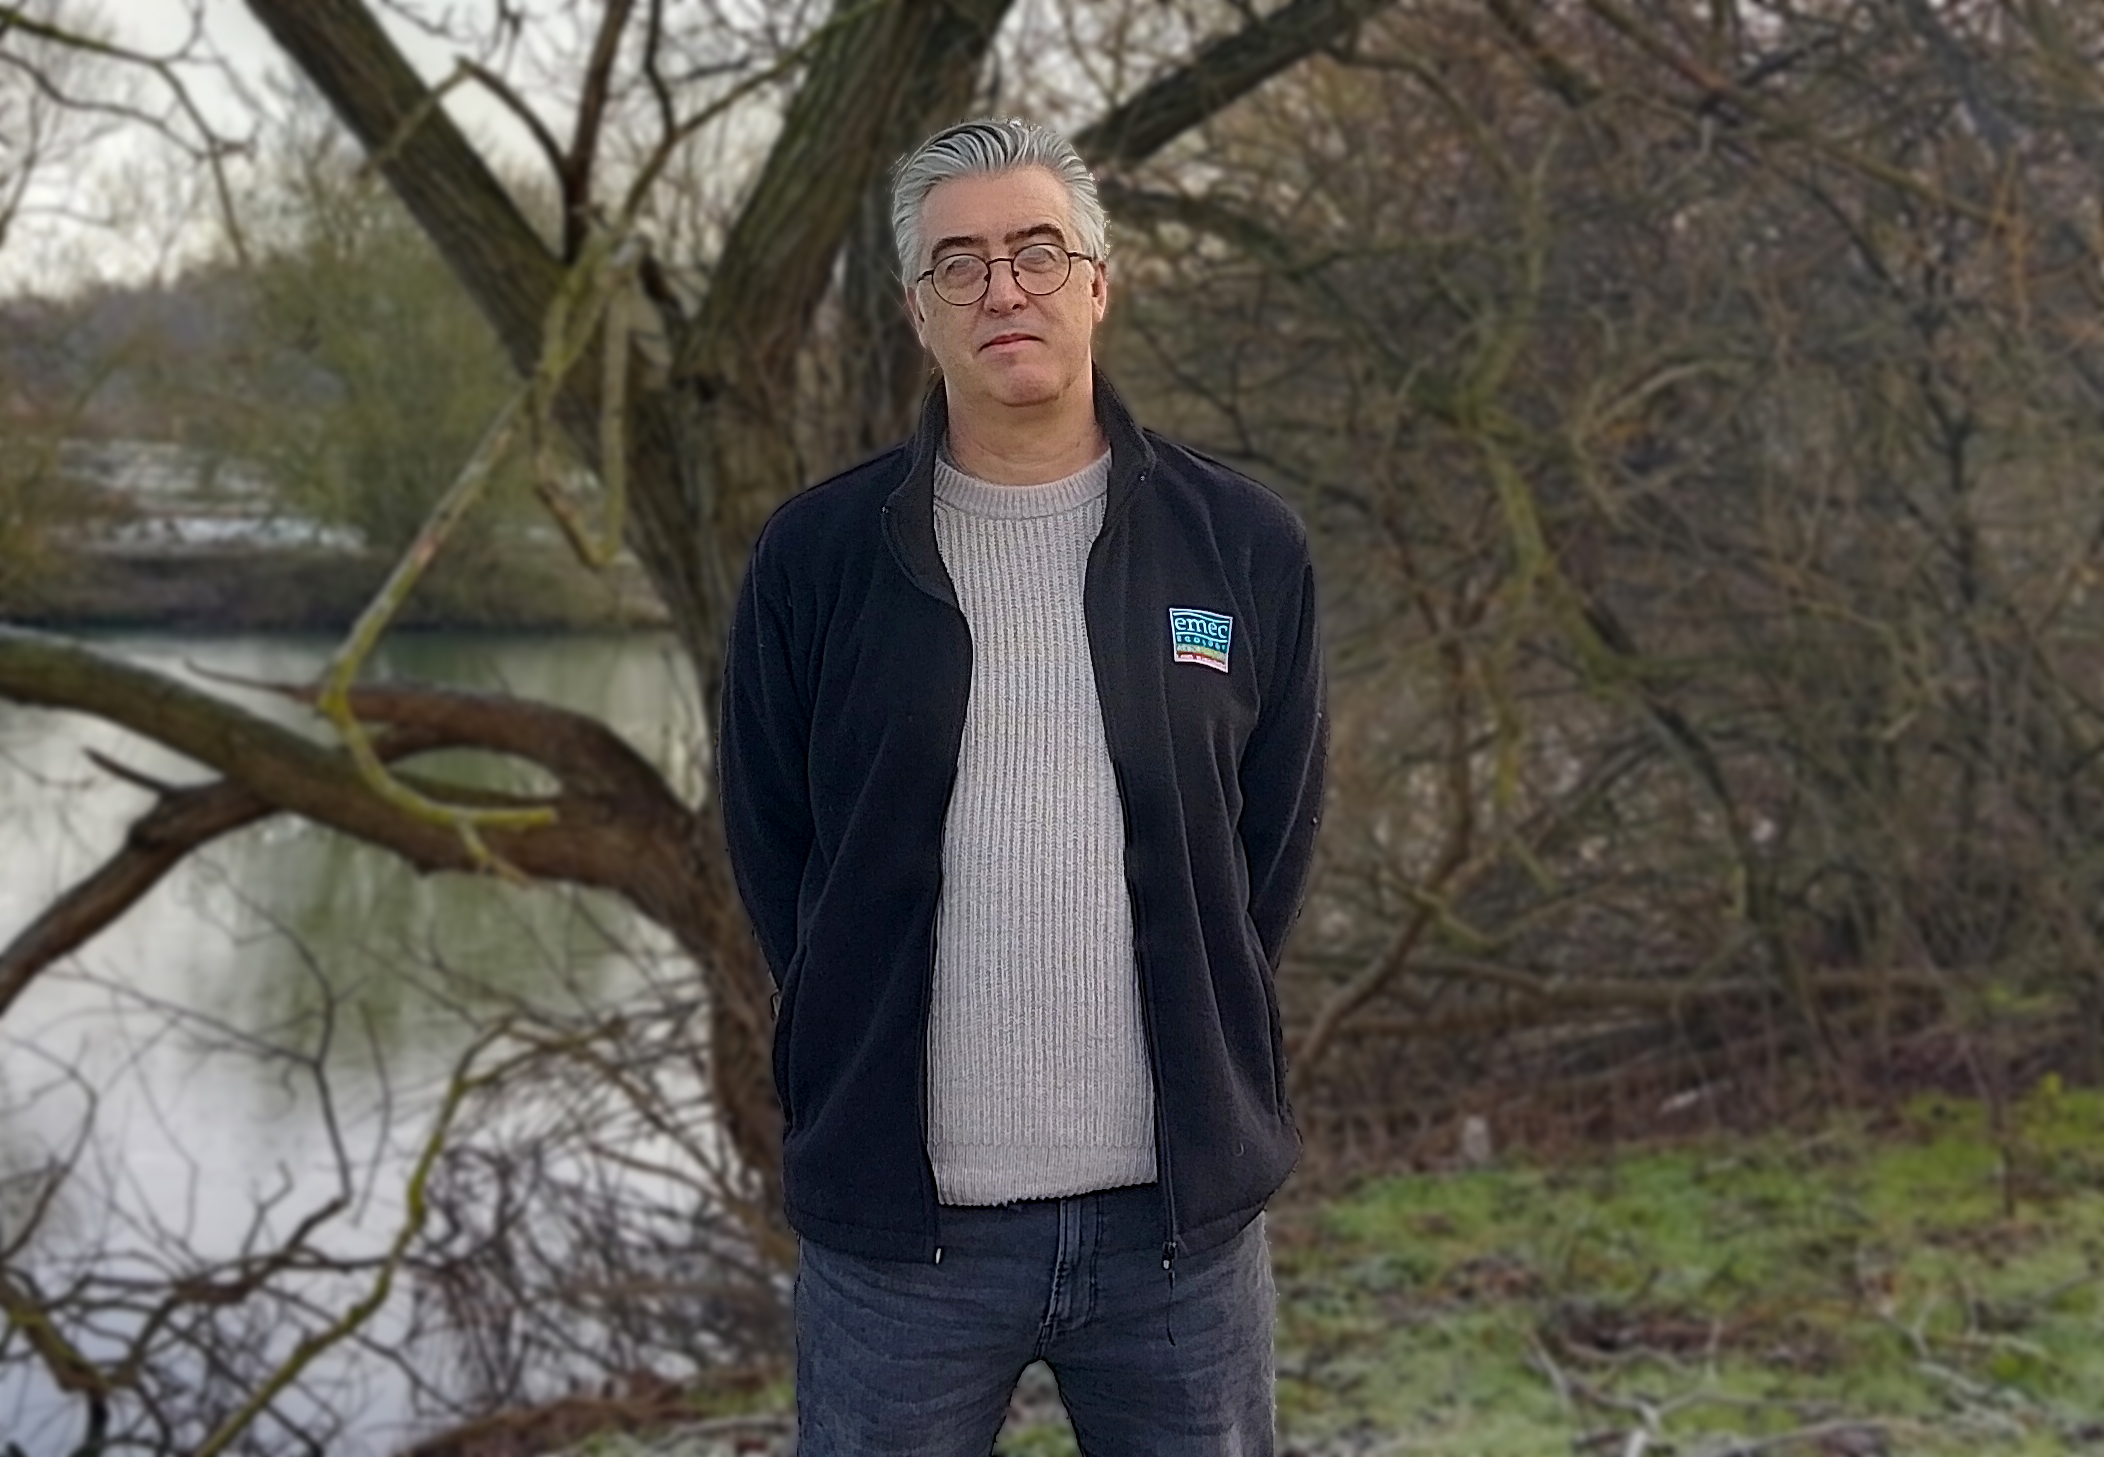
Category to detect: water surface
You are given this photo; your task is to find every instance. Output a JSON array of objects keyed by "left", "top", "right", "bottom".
[{"left": 0, "top": 630, "right": 704, "bottom": 1456}]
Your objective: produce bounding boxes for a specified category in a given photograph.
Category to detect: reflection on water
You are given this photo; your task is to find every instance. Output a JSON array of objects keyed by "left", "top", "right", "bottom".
[{"left": 0, "top": 631, "right": 704, "bottom": 1457}]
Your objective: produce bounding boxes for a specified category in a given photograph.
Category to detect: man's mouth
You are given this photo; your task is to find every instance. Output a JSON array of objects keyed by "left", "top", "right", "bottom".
[{"left": 980, "top": 332, "right": 1038, "bottom": 350}]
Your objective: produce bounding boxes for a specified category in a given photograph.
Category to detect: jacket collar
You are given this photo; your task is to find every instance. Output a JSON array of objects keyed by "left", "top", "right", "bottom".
[{"left": 881, "top": 368, "right": 1157, "bottom": 606}]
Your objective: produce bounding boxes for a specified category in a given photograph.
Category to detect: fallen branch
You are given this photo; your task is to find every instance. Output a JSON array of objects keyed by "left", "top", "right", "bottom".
[{"left": 0, "top": 629, "right": 701, "bottom": 1014}]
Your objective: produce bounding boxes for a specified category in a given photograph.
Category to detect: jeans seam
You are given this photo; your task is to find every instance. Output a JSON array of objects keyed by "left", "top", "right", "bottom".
[
  {"left": 1035, "top": 1201, "right": 1071, "bottom": 1354},
  {"left": 1082, "top": 1194, "right": 1102, "bottom": 1330}
]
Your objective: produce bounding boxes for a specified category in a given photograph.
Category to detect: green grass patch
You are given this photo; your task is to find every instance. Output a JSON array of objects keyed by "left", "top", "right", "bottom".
[
  {"left": 1272, "top": 1084, "right": 2104, "bottom": 1454},
  {"left": 559, "top": 1089, "right": 2104, "bottom": 1456}
]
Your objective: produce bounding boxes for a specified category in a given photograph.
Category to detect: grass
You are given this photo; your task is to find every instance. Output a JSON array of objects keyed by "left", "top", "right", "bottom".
[
  {"left": 1263, "top": 1082, "right": 2104, "bottom": 1455},
  {"left": 551, "top": 1087, "right": 2104, "bottom": 1456}
]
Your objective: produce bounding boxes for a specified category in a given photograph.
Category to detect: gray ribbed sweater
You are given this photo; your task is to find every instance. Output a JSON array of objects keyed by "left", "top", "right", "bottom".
[{"left": 927, "top": 447, "right": 1158, "bottom": 1205}]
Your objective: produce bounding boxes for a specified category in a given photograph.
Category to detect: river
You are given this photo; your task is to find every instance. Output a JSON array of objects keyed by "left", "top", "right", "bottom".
[{"left": 0, "top": 630, "right": 705, "bottom": 1457}]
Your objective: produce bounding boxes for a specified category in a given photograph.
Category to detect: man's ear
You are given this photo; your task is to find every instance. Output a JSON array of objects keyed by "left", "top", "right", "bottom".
[{"left": 905, "top": 287, "right": 928, "bottom": 348}]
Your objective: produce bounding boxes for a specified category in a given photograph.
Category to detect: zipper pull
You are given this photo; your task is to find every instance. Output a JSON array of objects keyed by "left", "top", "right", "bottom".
[
  {"left": 1163, "top": 1242, "right": 1178, "bottom": 1346},
  {"left": 933, "top": 1246, "right": 943, "bottom": 1266}
]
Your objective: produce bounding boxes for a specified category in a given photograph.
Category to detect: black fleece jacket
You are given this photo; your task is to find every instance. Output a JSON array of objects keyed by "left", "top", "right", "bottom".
[{"left": 719, "top": 373, "right": 1326, "bottom": 1263}]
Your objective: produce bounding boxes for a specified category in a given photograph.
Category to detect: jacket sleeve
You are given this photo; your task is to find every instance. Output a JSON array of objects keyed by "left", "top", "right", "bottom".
[
  {"left": 718, "top": 524, "right": 812, "bottom": 988},
  {"left": 1240, "top": 549, "right": 1327, "bottom": 968}
]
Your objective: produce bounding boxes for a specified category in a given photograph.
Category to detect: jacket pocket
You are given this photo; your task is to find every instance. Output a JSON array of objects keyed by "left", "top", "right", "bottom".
[{"left": 1247, "top": 912, "right": 1290, "bottom": 1118}]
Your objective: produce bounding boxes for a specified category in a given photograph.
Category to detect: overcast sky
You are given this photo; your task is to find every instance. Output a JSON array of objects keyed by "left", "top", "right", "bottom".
[
  {"left": 2, "top": 0, "right": 539, "bottom": 296},
  {"left": 117, "top": 0, "right": 534, "bottom": 138}
]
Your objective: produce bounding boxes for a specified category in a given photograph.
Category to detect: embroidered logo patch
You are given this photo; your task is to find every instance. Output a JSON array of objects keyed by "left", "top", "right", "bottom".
[{"left": 1169, "top": 608, "right": 1233, "bottom": 673}]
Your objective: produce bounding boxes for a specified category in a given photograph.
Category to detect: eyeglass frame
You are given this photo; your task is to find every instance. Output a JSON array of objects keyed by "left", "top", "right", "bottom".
[{"left": 913, "top": 244, "right": 1100, "bottom": 307}]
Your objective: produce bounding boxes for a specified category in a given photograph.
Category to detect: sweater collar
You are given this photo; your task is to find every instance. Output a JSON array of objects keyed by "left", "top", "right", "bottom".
[
  {"left": 883, "top": 368, "right": 1157, "bottom": 605},
  {"left": 933, "top": 449, "right": 1109, "bottom": 520}
]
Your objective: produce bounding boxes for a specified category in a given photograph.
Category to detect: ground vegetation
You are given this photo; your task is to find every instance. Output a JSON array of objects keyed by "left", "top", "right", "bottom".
[{"left": 456, "top": 1087, "right": 2104, "bottom": 1456}]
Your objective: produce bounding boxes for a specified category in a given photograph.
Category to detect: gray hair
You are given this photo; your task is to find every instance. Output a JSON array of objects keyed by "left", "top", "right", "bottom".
[{"left": 890, "top": 117, "right": 1110, "bottom": 282}]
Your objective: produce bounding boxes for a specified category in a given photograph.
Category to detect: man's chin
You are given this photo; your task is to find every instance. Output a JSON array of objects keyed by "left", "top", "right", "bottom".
[{"left": 975, "top": 368, "right": 1075, "bottom": 411}]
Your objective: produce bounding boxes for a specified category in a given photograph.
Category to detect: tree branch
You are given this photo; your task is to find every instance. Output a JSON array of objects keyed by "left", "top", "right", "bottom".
[
  {"left": 0, "top": 713, "right": 482, "bottom": 1016},
  {"left": 1074, "top": 0, "right": 1398, "bottom": 170},
  {"left": 191, "top": 1027, "right": 520, "bottom": 1457},
  {"left": 562, "top": 0, "right": 638, "bottom": 259},
  {"left": 1, "top": 778, "right": 267, "bottom": 1017},
  {"left": 0, "top": 0, "right": 254, "bottom": 262},
  {"left": 456, "top": 56, "right": 567, "bottom": 183},
  {"left": 288, "top": 679, "right": 691, "bottom": 814},
  {"left": 240, "top": 0, "right": 721, "bottom": 712},
  {"left": 0, "top": 628, "right": 700, "bottom": 1010},
  {"left": 1480, "top": 0, "right": 1603, "bottom": 109},
  {"left": 678, "top": 0, "right": 1014, "bottom": 389},
  {"left": 243, "top": 0, "right": 563, "bottom": 382}
]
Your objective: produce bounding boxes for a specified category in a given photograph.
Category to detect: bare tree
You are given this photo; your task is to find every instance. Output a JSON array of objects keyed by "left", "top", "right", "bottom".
[
  {"left": 0, "top": 0, "right": 253, "bottom": 277},
  {"left": 1094, "top": 0, "right": 2104, "bottom": 1156},
  {"left": 0, "top": 0, "right": 1397, "bottom": 1445},
  {"left": 0, "top": 0, "right": 124, "bottom": 596}
]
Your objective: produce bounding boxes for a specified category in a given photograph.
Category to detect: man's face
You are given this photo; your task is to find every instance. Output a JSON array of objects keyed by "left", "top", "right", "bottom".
[{"left": 907, "top": 165, "right": 1108, "bottom": 415}]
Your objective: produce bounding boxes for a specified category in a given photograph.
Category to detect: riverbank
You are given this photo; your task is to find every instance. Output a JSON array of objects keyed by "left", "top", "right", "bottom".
[
  {"left": 4, "top": 546, "right": 667, "bottom": 632},
  {"left": 474, "top": 1087, "right": 2104, "bottom": 1457}
]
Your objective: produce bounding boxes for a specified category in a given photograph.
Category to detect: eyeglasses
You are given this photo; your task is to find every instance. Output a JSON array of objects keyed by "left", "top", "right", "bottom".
[{"left": 915, "top": 243, "right": 1097, "bottom": 306}]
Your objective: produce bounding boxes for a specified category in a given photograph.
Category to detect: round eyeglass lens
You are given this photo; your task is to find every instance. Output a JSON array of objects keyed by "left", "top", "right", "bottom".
[
  {"left": 1012, "top": 244, "right": 1068, "bottom": 286},
  {"left": 932, "top": 255, "right": 987, "bottom": 303},
  {"left": 928, "top": 244, "right": 1077, "bottom": 304}
]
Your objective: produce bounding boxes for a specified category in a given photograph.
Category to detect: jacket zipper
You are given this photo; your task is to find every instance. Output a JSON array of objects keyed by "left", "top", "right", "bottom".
[
  {"left": 1108, "top": 757, "right": 1181, "bottom": 1345},
  {"left": 888, "top": 500, "right": 972, "bottom": 1267},
  {"left": 920, "top": 656, "right": 969, "bottom": 1267},
  {"left": 1083, "top": 469, "right": 1181, "bottom": 1280},
  {"left": 1125, "top": 870, "right": 1181, "bottom": 1287}
]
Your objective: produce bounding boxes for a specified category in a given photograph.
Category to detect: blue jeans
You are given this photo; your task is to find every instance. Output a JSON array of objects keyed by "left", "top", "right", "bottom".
[{"left": 793, "top": 1184, "right": 1275, "bottom": 1456}]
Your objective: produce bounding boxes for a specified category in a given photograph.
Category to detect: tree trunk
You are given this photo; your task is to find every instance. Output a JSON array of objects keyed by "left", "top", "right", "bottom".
[{"left": 225, "top": 0, "right": 1397, "bottom": 1227}]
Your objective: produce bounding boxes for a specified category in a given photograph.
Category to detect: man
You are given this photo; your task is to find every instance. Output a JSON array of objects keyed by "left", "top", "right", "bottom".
[{"left": 719, "top": 116, "right": 1325, "bottom": 1456}]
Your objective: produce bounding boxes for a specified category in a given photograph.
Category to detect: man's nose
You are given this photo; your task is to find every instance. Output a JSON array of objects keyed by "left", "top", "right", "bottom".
[{"left": 982, "top": 259, "right": 1029, "bottom": 308}]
